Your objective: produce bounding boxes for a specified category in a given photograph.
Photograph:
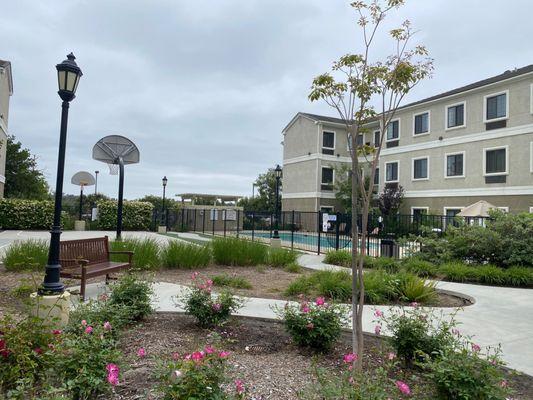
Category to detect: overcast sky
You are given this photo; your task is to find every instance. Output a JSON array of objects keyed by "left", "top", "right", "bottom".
[{"left": 2, "top": 0, "right": 533, "bottom": 200}]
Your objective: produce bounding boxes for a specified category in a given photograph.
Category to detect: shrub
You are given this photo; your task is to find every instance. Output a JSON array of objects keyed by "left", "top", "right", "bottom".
[
  {"left": 2, "top": 239, "right": 48, "bottom": 271},
  {"left": 156, "top": 346, "right": 241, "bottom": 400},
  {"left": 161, "top": 241, "right": 211, "bottom": 269},
  {"left": 438, "top": 262, "right": 477, "bottom": 283},
  {"left": 378, "top": 306, "right": 456, "bottom": 366},
  {"left": 401, "top": 257, "right": 438, "bottom": 277},
  {"left": 324, "top": 250, "right": 351, "bottom": 267},
  {"left": 212, "top": 237, "right": 268, "bottom": 266},
  {"left": 365, "top": 257, "right": 400, "bottom": 273},
  {"left": 268, "top": 248, "right": 298, "bottom": 267},
  {"left": 110, "top": 237, "right": 161, "bottom": 270},
  {"left": 505, "top": 266, "right": 533, "bottom": 287},
  {"left": 284, "top": 262, "right": 303, "bottom": 273},
  {"left": 285, "top": 270, "right": 352, "bottom": 302},
  {"left": 471, "top": 265, "right": 506, "bottom": 285},
  {"left": 212, "top": 274, "right": 252, "bottom": 289},
  {"left": 425, "top": 346, "right": 512, "bottom": 400},
  {"left": 285, "top": 275, "right": 315, "bottom": 297},
  {"left": 276, "top": 297, "right": 347, "bottom": 351},
  {"left": 396, "top": 272, "right": 437, "bottom": 303},
  {"left": 97, "top": 200, "right": 153, "bottom": 231},
  {"left": 67, "top": 298, "right": 134, "bottom": 334},
  {"left": 108, "top": 273, "right": 153, "bottom": 321},
  {"left": 0, "top": 199, "right": 55, "bottom": 230},
  {"left": 180, "top": 273, "right": 243, "bottom": 328},
  {"left": 363, "top": 269, "right": 398, "bottom": 304}
]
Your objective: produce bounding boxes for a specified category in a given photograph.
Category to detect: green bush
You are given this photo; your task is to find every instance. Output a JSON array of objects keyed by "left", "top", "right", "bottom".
[
  {"left": 161, "top": 241, "right": 211, "bottom": 269},
  {"left": 401, "top": 257, "right": 438, "bottom": 277},
  {"left": 212, "top": 237, "right": 268, "bottom": 266},
  {"left": 212, "top": 274, "right": 252, "bottom": 289},
  {"left": 180, "top": 274, "right": 243, "bottom": 328},
  {"left": 363, "top": 269, "right": 398, "bottom": 304},
  {"left": 324, "top": 250, "right": 351, "bottom": 267},
  {"left": 316, "top": 270, "right": 352, "bottom": 301},
  {"left": 505, "top": 266, "right": 533, "bottom": 287},
  {"left": 97, "top": 200, "right": 153, "bottom": 231},
  {"left": 0, "top": 199, "right": 55, "bottom": 230},
  {"left": 276, "top": 297, "right": 347, "bottom": 351},
  {"left": 471, "top": 265, "right": 506, "bottom": 285},
  {"left": 365, "top": 256, "right": 400, "bottom": 273},
  {"left": 284, "top": 262, "right": 303, "bottom": 273},
  {"left": 268, "top": 248, "right": 298, "bottom": 267},
  {"left": 110, "top": 237, "right": 161, "bottom": 270},
  {"left": 107, "top": 273, "right": 153, "bottom": 321},
  {"left": 438, "top": 262, "right": 477, "bottom": 283},
  {"left": 396, "top": 272, "right": 437, "bottom": 303},
  {"left": 2, "top": 239, "right": 48, "bottom": 271}
]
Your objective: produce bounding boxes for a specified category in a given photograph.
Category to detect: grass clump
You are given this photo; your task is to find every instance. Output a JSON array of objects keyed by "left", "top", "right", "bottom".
[
  {"left": 212, "top": 237, "right": 268, "bottom": 266},
  {"left": 438, "top": 262, "right": 477, "bottom": 283},
  {"left": 365, "top": 256, "right": 400, "bottom": 273},
  {"left": 161, "top": 241, "right": 211, "bottom": 269},
  {"left": 471, "top": 265, "right": 506, "bottom": 285},
  {"left": 284, "top": 262, "right": 303, "bottom": 274},
  {"left": 396, "top": 272, "right": 437, "bottom": 303},
  {"left": 110, "top": 237, "right": 161, "bottom": 270},
  {"left": 211, "top": 273, "right": 252, "bottom": 289},
  {"left": 2, "top": 239, "right": 48, "bottom": 271},
  {"left": 268, "top": 248, "right": 298, "bottom": 267},
  {"left": 401, "top": 257, "right": 438, "bottom": 277},
  {"left": 324, "top": 250, "right": 351, "bottom": 267},
  {"left": 286, "top": 270, "right": 352, "bottom": 302},
  {"left": 505, "top": 266, "right": 533, "bottom": 287}
]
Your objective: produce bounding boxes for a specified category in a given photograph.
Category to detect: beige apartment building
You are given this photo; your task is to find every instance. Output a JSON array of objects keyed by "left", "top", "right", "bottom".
[
  {"left": 282, "top": 65, "right": 533, "bottom": 216},
  {"left": 0, "top": 60, "right": 13, "bottom": 198}
]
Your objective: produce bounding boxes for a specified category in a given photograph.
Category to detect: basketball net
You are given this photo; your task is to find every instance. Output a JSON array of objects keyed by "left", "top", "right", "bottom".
[{"left": 108, "top": 163, "right": 119, "bottom": 175}]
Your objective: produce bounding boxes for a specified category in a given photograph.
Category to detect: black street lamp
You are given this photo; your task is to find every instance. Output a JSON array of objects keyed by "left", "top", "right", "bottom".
[
  {"left": 94, "top": 170, "right": 99, "bottom": 195},
  {"left": 40, "top": 53, "right": 82, "bottom": 295},
  {"left": 273, "top": 164, "right": 282, "bottom": 239},
  {"left": 162, "top": 176, "right": 168, "bottom": 228}
]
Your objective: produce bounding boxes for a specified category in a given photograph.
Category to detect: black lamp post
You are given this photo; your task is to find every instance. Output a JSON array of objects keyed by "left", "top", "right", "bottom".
[
  {"left": 162, "top": 176, "right": 168, "bottom": 228},
  {"left": 94, "top": 170, "right": 99, "bottom": 195},
  {"left": 273, "top": 164, "right": 282, "bottom": 239},
  {"left": 40, "top": 53, "right": 82, "bottom": 295}
]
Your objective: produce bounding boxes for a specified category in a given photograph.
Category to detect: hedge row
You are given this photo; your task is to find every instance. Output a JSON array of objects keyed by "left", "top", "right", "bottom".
[
  {"left": 96, "top": 200, "right": 154, "bottom": 231},
  {"left": 0, "top": 199, "right": 55, "bottom": 230}
]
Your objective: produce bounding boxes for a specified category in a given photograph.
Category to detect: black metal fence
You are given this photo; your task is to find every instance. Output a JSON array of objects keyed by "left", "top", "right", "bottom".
[{"left": 153, "top": 208, "right": 489, "bottom": 259}]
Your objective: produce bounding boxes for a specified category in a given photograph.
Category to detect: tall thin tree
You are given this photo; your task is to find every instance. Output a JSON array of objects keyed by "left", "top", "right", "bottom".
[{"left": 309, "top": 0, "right": 433, "bottom": 370}]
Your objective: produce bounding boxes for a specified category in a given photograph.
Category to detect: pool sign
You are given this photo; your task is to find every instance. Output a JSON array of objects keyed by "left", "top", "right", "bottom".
[{"left": 322, "top": 213, "right": 336, "bottom": 232}]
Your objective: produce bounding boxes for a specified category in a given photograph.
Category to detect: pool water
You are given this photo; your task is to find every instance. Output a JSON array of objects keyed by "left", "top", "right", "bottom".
[{"left": 240, "top": 231, "right": 366, "bottom": 251}]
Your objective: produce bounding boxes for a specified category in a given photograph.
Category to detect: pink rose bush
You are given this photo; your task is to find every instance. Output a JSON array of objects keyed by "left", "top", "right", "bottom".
[
  {"left": 276, "top": 297, "right": 347, "bottom": 351},
  {"left": 157, "top": 345, "right": 246, "bottom": 399},
  {"left": 180, "top": 273, "right": 243, "bottom": 328}
]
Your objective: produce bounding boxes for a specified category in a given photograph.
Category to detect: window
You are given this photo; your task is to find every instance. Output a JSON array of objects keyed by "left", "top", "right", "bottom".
[
  {"left": 413, "top": 111, "right": 430, "bottom": 135},
  {"left": 386, "top": 120, "right": 399, "bottom": 141},
  {"left": 374, "top": 130, "right": 381, "bottom": 147},
  {"left": 444, "top": 208, "right": 463, "bottom": 228},
  {"left": 484, "top": 91, "right": 508, "bottom": 121},
  {"left": 445, "top": 152, "right": 465, "bottom": 178},
  {"left": 446, "top": 102, "right": 465, "bottom": 129},
  {"left": 356, "top": 134, "right": 364, "bottom": 146},
  {"left": 484, "top": 146, "right": 508, "bottom": 176},
  {"left": 497, "top": 207, "right": 509, "bottom": 213},
  {"left": 385, "top": 161, "right": 399, "bottom": 183},
  {"left": 529, "top": 207, "right": 533, "bottom": 213},
  {"left": 320, "top": 206, "right": 334, "bottom": 213},
  {"left": 321, "top": 167, "right": 334, "bottom": 190},
  {"left": 412, "top": 157, "right": 429, "bottom": 180},
  {"left": 411, "top": 207, "right": 428, "bottom": 223},
  {"left": 374, "top": 167, "right": 380, "bottom": 185},
  {"left": 322, "top": 131, "right": 335, "bottom": 155}
]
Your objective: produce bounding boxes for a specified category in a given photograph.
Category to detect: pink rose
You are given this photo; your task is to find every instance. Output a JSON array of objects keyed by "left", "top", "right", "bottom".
[
  {"left": 33, "top": 347, "right": 42, "bottom": 355},
  {"left": 84, "top": 326, "right": 93, "bottom": 334},
  {"left": 388, "top": 352, "right": 396, "bottom": 360},
  {"left": 103, "top": 321, "right": 112, "bottom": 331},
  {"left": 343, "top": 353, "right": 357, "bottom": 364},
  {"left": 191, "top": 272, "right": 199, "bottom": 280},
  {"left": 306, "top": 323, "right": 314, "bottom": 330},
  {"left": 81, "top": 320, "right": 87, "bottom": 327},
  {"left": 219, "top": 351, "right": 230, "bottom": 358},
  {"left": 137, "top": 347, "right": 146, "bottom": 358},
  {"left": 212, "top": 303, "right": 222, "bottom": 312},
  {"left": 106, "top": 363, "right": 120, "bottom": 386},
  {"left": 301, "top": 305, "right": 310, "bottom": 313},
  {"left": 204, "top": 345, "right": 215, "bottom": 354},
  {"left": 410, "top": 302, "right": 419, "bottom": 308},
  {"left": 172, "top": 352, "right": 180, "bottom": 360},
  {"left": 374, "top": 309, "right": 383, "bottom": 318},
  {"left": 52, "top": 329, "right": 62, "bottom": 335},
  {"left": 374, "top": 325, "right": 381, "bottom": 335},
  {"left": 472, "top": 343, "right": 481, "bottom": 352},
  {"left": 499, "top": 380, "right": 508, "bottom": 388},
  {"left": 396, "top": 380, "right": 411, "bottom": 395},
  {"left": 191, "top": 351, "right": 204, "bottom": 361},
  {"left": 315, "top": 297, "right": 325, "bottom": 306},
  {"left": 235, "top": 379, "right": 245, "bottom": 394}
]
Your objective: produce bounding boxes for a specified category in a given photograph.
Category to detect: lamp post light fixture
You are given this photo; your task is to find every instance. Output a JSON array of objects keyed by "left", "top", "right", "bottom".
[
  {"left": 40, "top": 53, "right": 82, "bottom": 295},
  {"left": 273, "top": 164, "right": 282, "bottom": 239},
  {"left": 94, "top": 170, "right": 99, "bottom": 194},
  {"left": 162, "top": 176, "right": 168, "bottom": 228}
]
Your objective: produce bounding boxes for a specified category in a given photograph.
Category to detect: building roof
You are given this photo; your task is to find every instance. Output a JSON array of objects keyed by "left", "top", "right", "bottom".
[
  {"left": 177, "top": 193, "right": 243, "bottom": 202},
  {"left": 0, "top": 60, "right": 13, "bottom": 95},
  {"left": 286, "top": 64, "right": 533, "bottom": 130}
]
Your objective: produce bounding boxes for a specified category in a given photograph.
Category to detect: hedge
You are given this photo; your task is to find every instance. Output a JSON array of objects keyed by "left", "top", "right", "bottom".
[
  {"left": 0, "top": 199, "right": 55, "bottom": 230},
  {"left": 97, "top": 200, "right": 153, "bottom": 231}
]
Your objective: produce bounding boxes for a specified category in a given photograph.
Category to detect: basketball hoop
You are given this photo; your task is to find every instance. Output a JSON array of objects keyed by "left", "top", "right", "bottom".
[{"left": 107, "top": 163, "right": 119, "bottom": 175}]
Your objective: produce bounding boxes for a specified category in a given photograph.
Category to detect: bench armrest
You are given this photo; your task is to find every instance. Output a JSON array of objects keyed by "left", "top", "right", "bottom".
[
  {"left": 108, "top": 251, "right": 134, "bottom": 264},
  {"left": 60, "top": 258, "right": 89, "bottom": 266}
]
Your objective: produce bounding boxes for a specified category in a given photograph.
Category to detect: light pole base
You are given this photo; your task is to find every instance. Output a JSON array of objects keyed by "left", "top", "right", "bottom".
[
  {"left": 74, "top": 220, "right": 86, "bottom": 231},
  {"left": 270, "top": 237, "right": 282, "bottom": 248},
  {"left": 158, "top": 225, "right": 167, "bottom": 234},
  {"left": 30, "top": 291, "right": 71, "bottom": 327}
]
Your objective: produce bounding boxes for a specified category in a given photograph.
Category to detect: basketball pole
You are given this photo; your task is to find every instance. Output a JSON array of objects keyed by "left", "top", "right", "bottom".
[{"left": 116, "top": 157, "right": 125, "bottom": 240}]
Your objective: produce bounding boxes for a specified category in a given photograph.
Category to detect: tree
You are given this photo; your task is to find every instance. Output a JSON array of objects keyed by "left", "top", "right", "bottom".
[
  {"left": 334, "top": 164, "right": 375, "bottom": 212},
  {"left": 378, "top": 185, "right": 404, "bottom": 216},
  {"left": 4, "top": 135, "right": 50, "bottom": 200},
  {"left": 238, "top": 168, "right": 281, "bottom": 213},
  {"left": 136, "top": 195, "right": 181, "bottom": 213},
  {"left": 309, "top": 0, "right": 432, "bottom": 370}
]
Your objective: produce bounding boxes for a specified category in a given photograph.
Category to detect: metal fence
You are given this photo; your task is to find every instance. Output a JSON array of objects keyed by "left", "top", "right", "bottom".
[{"left": 154, "top": 208, "right": 489, "bottom": 259}]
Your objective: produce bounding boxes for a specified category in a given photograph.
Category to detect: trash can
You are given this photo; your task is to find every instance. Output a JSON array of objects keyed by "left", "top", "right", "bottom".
[{"left": 380, "top": 237, "right": 395, "bottom": 258}]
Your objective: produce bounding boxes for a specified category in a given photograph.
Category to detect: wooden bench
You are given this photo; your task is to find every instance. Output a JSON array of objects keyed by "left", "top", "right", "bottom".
[{"left": 59, "top": 236, "right": 133, "bottom": 301}]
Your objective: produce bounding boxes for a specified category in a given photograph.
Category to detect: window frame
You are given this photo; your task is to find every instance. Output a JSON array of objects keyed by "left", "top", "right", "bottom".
[
  {"left": 321, "top": 166, "right": 335, "bottom": 185},
  {"left": 374, "top": 167, "right": 380, "bottom": 185},
  {"left": 384, "top": 160, "right": 400, "bottom": 183},
  {"left": 412, "top": 110, "right": 431, "bottom": 137},
  {"left": 444, "top": 151, "right": 466, "bottom": 179},
  {"left": 322, "top": 130, "right": 336, "bottom": 152},
  {"left": 443, "top": 207, "right": 464, "bottom": 228},
  {"left": 445, "top": 101, "right": 466, "bottom": 131},
  {"left": 373, "top": 130, "right": 381, "bottom": 147},
  {"left": 320, "top": 206, "right": 334, "bottom": 213},
  {"left": 483, "top": 90, "right": 509, "bottom": 123},
  {"left": 529, "top": 207, "right": 533, "bottom": 213},
  {"left": 385, "top": 119, "right": 400, "bottom": 142},
  {"left": 410, "top": 207, "right": 429, "bottom": 222},
  {"left": 483, "top": 145, "right": 509, "bottom": 176},
  {"left": 411, "top": 156, "right": 430, "bottom": 181}
]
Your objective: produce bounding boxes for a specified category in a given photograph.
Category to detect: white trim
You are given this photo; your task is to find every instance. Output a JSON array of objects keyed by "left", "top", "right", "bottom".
[
  {"left": 529, "top": 207, "right": 533, "bottom": 213},
  {"left": 321, "top": 166, "right": 335, "bottom": 185},
  {"left": 411, "top": 206, "right": 429, "bottom": 215},
  {"left": 282, "top": 112, "right": 319, "bottom": 133},
  {"left": 443, "top": 207, "right": 464, "bottom": 228},
  {"left": 412, "top": 110, "right": 431, "bottom": 137},
  {"left": 0, "top": 118, "right": 7, "bottom": 135},
  {"left": 320, "top": 206, "right": 335, "bottom": 213},
  {"left": 283, "top": 122, "right": 533, "bottom": 163},
  {"left": 373, "top": 130, "right": 381, "bottom": 146},
  {"left": 483, "top": 145, "right": 509, "bottom": 176},
  {"left": 321, "top": 130, "right": 336, "bottom": 152},
  {"left": 0, "top": 174, "right": 5, "bottom": 184},
  {"left": 530, "top": 141, "right": 533, "bottom": 173},
  {"left": 530, "top": 84, "right": 533, "bottom": 115},
  {"left": 283, "top": 191, "right": 337, "bottom": 199},
  {"left": 385, "top": 119, "right": 400, "bottom": 142},
  {"left": 403, "top": 185, "right": 533, "bottom": 198},
  {"left": 483, "top": 90, "right": 509, "bottom": 123},
  {"left": 497, "top": 206, "right": 509, "bottom": 213},
  {"left": 384, "top": 160, "right": 400, "bottom": 183},
  {"left": 444, "top": 151, "right": 466, "bottom": 179},
  {"left": 445, "top": 101, "right": 466, "bottom": 131},
  {"left": 411, "top": 156, "right": 430, "bottom": 181}
]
